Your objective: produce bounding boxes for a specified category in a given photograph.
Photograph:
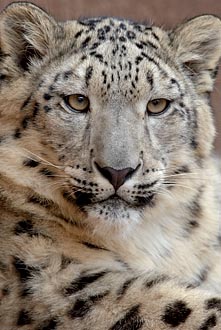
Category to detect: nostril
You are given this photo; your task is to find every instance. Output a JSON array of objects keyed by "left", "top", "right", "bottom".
[{"left": 95, "top": 163, "right": 136, "bottom": 190}]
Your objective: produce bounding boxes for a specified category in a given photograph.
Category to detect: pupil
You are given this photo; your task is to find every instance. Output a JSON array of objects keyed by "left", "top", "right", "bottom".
[
  {"left": 153, "top": 99, "right": 160, "bottom": 105},
  {"left": 78, "top": 96, "right": 85, "bottom": 103}
]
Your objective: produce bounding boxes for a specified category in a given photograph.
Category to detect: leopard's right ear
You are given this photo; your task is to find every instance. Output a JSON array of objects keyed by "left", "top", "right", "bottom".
[{"left": 0, "top": 2, "right": 58, "bottom": 71}]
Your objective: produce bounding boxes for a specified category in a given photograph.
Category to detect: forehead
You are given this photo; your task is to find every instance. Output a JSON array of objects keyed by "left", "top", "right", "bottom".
[
  {"left": 47, "top": 18, "right": 183, "bottom": 99},
  {"left": 72, "top": 18, "right": 168, "bottom": 64}
]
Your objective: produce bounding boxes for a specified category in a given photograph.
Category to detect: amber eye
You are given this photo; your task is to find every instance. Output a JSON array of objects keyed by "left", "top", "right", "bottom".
[
  {"left": 64, "top": 94, "right": 90, "bottom": 112},
  {"left": 147, "top": 99, "right": 170, "bottom": 115}
]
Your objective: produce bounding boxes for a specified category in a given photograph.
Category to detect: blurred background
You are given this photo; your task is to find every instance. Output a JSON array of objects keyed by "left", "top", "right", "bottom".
[{"left": 0, "top": 0, "right": 220, "bottom": 154}]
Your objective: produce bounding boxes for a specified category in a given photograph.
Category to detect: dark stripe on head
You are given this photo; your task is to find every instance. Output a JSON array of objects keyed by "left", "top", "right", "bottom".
[
  {"left": 74, "top": 30, "right": 84, "bottom": 39},
  {"left": 146, "top": 71, "right": 154, "bottom": 89},
  {"left": 21, "top": 95, "right": 32, "bottom": 110},
  {"left": 63, "top": 70, "right": 73, "bottom": 80},
  {"left": 81, "top": 36, "right": 92, "bottom": 48},
  {"left": 21, "top": 116, "right": 31, "bottom": 129},
  {"left": 33, "top": 102, "right": 40, "bottom": 117},
  {"left": 85, "top": 66, "right": 93, "bottom": 86}
]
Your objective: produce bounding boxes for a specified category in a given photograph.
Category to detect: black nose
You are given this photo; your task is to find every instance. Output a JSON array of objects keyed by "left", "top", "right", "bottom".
[{"left": 96, "top": 164, "right": 135, "bottom": 190}]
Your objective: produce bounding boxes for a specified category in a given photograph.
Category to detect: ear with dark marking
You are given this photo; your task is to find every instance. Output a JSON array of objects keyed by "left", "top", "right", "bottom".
[
  {"left": 171, "top": 15, "right": 221, "bottom": 93},
  {"left": 0, "top": 2, "right": 58, "bottom": 71}
]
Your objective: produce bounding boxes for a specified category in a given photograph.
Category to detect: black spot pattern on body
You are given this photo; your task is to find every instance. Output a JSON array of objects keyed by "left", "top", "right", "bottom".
[
  {"left": 162, "top": 300, "right": 192, "bottom": 327},
  {"left": 14, "top": 129, "right": 21, "bottom": 139},
  {"left": 1, "top": 286, "right": 10, "bottom": 296},
  {"left": 17, "top": 309, "right": 32, "bottom": 326},
  {"left": 13, "top": 257, "right": 38, "bottom": 283},
  {"left": 60, "top": 255, "right": 73, "bottom": 269},
  {"left": 68, "top": 292, "right": 109, "bottom": 319},
  {"left": 145, "top": 274, "right": 169, "bottom": 288},
  {"left": 0, "top": 73, "right": 6, "bottom": 80},
  {"left": 198, "top": 266, "right": 209, "bottom": 283},
  {"left": 64, "top": 271, "right": 107, "bottom": 295},
  {"left": 117, "top": 277, "right": 137, "bottom": 297},
  {"left": 38, "top": 318, "right": 58, "bottom": 330},
  {"left": 199, "top": 314, "right": 217, "bottom": 330},
  {"left": 14, "top": 220, "right": 33, "bottom": 235},
  {"left": 109, "top": 304, "right": 144, "bottom": 330},
  {"left": 206, "top": 298, "right": 221, "bottom": 312},
  {"left": 0, "top": 136, "right": 5, "bottom": 144}
]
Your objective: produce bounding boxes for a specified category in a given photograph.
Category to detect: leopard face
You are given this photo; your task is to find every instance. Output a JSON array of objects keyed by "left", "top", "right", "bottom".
[{"left": 0, "top": 4, "right": 220, "bottom": 229}]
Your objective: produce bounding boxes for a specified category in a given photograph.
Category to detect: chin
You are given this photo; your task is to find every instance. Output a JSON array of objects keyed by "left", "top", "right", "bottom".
[{"left": 81, "top": 196, "right": 144, "bottom": 235}]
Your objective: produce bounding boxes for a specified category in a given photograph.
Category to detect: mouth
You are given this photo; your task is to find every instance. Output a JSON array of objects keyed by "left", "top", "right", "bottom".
[{"left": 74, "top": 191, "right": 156, "bottom": 208}]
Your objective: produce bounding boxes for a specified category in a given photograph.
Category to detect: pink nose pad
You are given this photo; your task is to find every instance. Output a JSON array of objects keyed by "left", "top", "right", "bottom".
[{"left": 96, "top": 164, "right": 135, "bottom": 190}]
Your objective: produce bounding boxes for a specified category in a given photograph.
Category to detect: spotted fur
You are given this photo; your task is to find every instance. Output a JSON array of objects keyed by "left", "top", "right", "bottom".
[{"left": 0, "top": 3, "right": 221, "bottom": 329}]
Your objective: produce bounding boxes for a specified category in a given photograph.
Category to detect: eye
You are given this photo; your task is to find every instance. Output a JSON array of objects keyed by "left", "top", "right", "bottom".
[
  {"left": 147, "top": 99, "right": 170, "bottom": 115},
  {"left": 64, "top": 94, "right": 90, "bottom": 112}
]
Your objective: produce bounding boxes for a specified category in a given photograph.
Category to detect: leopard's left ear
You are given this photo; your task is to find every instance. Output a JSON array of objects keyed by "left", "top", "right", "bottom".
[
  {"left": 0, "top": 2, "right": 58, "bottom": 71},
  {"left": 171, "top": 15, "right": 221, "bottom": 93}
]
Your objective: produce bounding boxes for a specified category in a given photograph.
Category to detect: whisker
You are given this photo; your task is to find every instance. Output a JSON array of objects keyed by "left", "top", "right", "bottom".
[
  {"left": 22, "top": 148, "right": 63, "bottom": 169},
  {"left": 163, "top": 182, "right": 199, "bottom": 193}
]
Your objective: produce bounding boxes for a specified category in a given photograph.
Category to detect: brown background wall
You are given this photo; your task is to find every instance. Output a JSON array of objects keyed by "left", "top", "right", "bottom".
[{"left": 0, "top": 0, "right": 220, "bottom": 154}]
